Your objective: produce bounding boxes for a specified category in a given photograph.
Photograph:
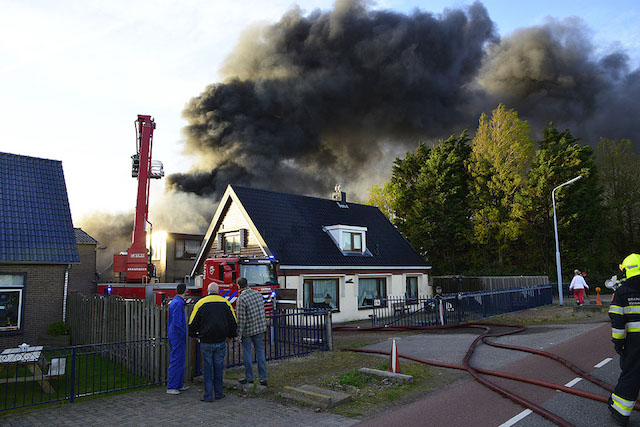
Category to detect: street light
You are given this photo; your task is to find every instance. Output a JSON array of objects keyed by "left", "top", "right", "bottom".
[{"left": 552, "top": 175, "right": 583, "bottom": 305}]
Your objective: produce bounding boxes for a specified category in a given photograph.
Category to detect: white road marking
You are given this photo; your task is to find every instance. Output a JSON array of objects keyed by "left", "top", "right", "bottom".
[
  {"left": 594, "top": 357, "right": 612, "bottom": 368},
  {"left": 498, "top": 409, "right": 532, "bottom": 427},
  {"left": 498, "top": 358, "right": 611, "bottom": 426},
  {"left": 564, "top": 377, "right": 582, "bottom": 387}
]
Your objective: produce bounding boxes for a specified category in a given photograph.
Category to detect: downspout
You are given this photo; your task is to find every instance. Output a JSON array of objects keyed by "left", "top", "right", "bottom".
[{"left": 63, "top": 264, "right": 71, "bottom": 323}]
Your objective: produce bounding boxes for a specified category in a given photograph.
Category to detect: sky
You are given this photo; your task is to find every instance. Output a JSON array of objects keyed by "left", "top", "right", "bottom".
[{"left": 1, "top": 0, "right": 639, "bottom": 228}]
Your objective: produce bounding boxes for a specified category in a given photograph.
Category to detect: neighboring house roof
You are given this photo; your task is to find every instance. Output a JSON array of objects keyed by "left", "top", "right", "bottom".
[
  {"left": 194, "top": 184, "right": 429, "bottom": 273},
  {"left": 0, "top": 152, "right": 80, "bottom": 264},
  {"left": 74, "top": 228, "right": 99, "bottom": 245}
]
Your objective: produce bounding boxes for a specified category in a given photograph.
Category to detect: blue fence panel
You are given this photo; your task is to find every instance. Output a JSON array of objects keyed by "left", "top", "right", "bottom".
[
  {"left": 0, "top": 339, "right": 168, "bottom": 412},
  {"left": 371, "top": 285, "right": 552, "bottom": 327},
  {"left": 195, "top": 308, "right": 331, "bottom": 376}
]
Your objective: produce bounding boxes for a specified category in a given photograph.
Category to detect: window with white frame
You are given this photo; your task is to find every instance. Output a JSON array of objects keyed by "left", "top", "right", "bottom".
[
  {"left": 0, "top": 274, "right": 25, "bottom": 332},
  {"left": 303, "top": 279, "right": 339, "bottom": 311},
  {"left": 358, "top": 277, "right": 387, "bottom": 308},
  {"left": 224, "top": 233, "right": 241, "bottom": 254}
]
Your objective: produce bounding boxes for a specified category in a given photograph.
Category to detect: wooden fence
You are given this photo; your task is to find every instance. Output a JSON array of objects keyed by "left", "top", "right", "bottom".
[{"left": 67, "top": 293, "right": 174, "bottom": 383}]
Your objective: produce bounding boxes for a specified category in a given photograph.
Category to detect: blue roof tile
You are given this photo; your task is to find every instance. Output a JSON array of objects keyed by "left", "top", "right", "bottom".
[{"left": 0, "top": 152, "right": 79, "bottom": 264}]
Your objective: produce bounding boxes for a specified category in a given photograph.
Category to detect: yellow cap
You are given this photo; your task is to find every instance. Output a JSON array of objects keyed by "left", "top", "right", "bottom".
[{"left": 622, "top": 253, "right": 640, "bottom": 279}]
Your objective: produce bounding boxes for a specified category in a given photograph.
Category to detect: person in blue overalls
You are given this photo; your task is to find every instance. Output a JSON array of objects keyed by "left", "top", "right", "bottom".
[{"left": 167, "top": 283, "right": 190, "bottom": 395}]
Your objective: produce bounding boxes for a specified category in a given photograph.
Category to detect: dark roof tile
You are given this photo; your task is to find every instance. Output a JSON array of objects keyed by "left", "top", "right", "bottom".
[
  {"left": 231, "top": 185, "right": 428, "bottom": 267},
  {"left": 0, "top": 152, "right": 79, "bottom": 264}
]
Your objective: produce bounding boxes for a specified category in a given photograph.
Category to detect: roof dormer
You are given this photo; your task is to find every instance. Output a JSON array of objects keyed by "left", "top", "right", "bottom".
[{"left": 323, "top": 225, "right": 371, "bottom": 256}]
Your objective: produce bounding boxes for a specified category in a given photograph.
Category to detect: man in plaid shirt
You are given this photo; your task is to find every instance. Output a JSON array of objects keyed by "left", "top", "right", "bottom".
[{"left": 236, "top": 277, "right": 268, "bottom": 386}]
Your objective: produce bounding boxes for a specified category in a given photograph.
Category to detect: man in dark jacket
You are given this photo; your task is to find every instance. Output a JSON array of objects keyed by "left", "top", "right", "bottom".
[
  {"left": 189, "top": 283, "right": 237, "bottom": 402},
  {"left": 609, "top": 253, "right": 640, "bottom": 426},
  {"left": 167, "top": 283, "right": 189, "bottom": 394}
]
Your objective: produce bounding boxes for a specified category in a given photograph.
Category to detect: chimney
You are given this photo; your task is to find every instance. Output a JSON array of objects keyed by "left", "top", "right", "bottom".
[{"left": 331, "top": 183, "right": 346, "bottom": 203}]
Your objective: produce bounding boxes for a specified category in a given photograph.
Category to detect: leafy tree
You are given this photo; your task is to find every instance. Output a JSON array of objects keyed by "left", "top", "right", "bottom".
[
  {"left": 515, "top": 124, "right": 606, "bottom": 285},
  {"left": 365, "top": 180, "right": 400, "bottom": 220},
  {"left": 468, "top": 104, "right": 534, "bottom": 268},
  {"left": 596, "top": 138, "right": 640, "bottom": 261},
  {"left": 407, "top": 133, "right": 473, "bottom": 273},
  {"left": 366, "top": 134, "right": 472, "bottom": 274}
]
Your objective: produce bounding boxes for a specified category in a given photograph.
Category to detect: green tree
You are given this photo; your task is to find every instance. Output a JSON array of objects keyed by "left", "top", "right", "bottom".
[
  {"left": 468, "top": 104, "right": 534, "bottom": 268},
  {"left": 365, "top": 180, "right": 400, "bottom": 220},
  {"left": 596, "top": 138, "right": 640, "bottom": 261},
  {"left": 366, "top": 133, "right": 473, "bottom": 274},
  {"left": 521, "top": 124, "right": 606, "bottom": 281},
  {"left": 408, "top": 133, "right": 473, "bottom": 273}
]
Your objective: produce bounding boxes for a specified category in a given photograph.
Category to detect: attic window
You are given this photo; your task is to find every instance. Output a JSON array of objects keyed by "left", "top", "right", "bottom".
[
  {"left": 342, "top": 231, "right": 362, "bottom": 251},
  {"left": 324, "top": 225, "right": 368, "bottom": 255}
]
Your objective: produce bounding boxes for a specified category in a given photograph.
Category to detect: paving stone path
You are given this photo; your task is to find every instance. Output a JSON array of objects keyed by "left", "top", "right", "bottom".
[{"left": 1, "top": 385, "right": 359, "bottom": 426}]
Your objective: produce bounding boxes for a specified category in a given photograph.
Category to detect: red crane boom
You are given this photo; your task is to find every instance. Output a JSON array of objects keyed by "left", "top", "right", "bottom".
[{"left": 113, "top": 115, "right": 164, "bottom": 282}]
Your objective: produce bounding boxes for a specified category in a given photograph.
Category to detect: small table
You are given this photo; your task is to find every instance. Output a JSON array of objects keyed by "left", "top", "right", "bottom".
[{"left": 0, "top": 345, "right": 55, "bottom": 393}]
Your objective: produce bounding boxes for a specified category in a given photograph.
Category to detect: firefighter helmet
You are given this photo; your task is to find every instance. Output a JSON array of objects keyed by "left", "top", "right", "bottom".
[{"left": 622, "top": 253, "right": 640, "bottom": 279}]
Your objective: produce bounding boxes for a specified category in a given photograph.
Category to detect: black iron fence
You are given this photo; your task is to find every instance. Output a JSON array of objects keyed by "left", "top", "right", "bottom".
[
  {"left": 196, "top": 308, "right": 332, "bottom": 375},
  {"left": 0, "top": 339, "right": 168, "bottom": 412},
  {"left": 370, "top": 285, "right": 553, "bottom": 327}
]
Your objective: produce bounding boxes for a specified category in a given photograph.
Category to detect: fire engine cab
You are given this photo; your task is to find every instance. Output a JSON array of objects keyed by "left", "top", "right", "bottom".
[{"left": 203, "top": 257, "right": 280, "bottom": 312}]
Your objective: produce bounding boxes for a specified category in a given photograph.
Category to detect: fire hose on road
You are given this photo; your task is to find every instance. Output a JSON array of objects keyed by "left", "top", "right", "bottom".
[{"left": 334, "top": 322, "right": 628, "bottom": 427}]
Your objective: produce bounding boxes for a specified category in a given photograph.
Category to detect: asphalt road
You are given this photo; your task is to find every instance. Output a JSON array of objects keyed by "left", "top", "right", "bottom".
[{"left": 358, "top": 321, "right": 628, "bottom": 427}]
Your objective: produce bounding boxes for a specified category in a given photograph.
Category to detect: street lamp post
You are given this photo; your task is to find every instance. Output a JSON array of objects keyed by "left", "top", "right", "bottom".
[{"left": 552, "top": 175, "right": 583, "bottom": 305}]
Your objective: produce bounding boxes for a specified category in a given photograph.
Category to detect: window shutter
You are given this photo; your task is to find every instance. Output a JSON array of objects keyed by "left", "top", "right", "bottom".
[
  {"left": 216, "top": 233, "right": 223, "bottom": 250},
  {"left": 240, "top": 228, "right": 247, "bottom": 247}
]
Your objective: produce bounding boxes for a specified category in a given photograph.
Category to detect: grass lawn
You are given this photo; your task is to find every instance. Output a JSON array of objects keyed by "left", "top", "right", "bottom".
[{"left": 0, "top": 350, "right": 154, "bottom": 412}]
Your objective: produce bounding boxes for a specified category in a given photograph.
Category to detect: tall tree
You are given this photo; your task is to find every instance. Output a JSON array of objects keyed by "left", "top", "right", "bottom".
[
  {"left": 365, "top": 180, "right": 400, "bottom": 220},
  {"left": 468, "top": 104, "right": 534, "bottom": 268},
  {"left": 366, "top": 133, "right": 472, "bottom": 274},
  {"left": 596, "top": 138, "right": 640, "bottom": 261},
  {"left": 521, "top": 123, "right": 606, "bottom": 281},
  {"left": 407, "top": 133, "right": 473, "bottom": 273}
]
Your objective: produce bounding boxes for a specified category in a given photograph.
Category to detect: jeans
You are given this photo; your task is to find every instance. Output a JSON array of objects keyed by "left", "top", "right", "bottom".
[
  {"left": 241, "top": 334, "right": 267, "bottom": 382},
  {"left": 200, "top": 341, "right": 226, "bottom": 400}
]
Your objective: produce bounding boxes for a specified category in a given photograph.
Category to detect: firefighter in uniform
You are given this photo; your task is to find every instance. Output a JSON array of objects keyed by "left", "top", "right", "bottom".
[{"left": 609, "top": 253, "right": 640, "bottom": 426}]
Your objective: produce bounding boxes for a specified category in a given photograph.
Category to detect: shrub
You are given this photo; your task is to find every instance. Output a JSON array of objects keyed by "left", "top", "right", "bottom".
[{"left": 47, "top": 321, "right": 70, "bottom": 336}]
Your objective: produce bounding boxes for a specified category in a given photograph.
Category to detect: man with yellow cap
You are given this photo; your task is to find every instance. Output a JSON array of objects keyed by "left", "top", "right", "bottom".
[{"left": 609, "top": 253, "right": 640, "bottom": 426}]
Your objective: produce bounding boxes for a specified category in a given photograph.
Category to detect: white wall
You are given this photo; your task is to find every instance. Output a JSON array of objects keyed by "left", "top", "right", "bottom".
[{"left": 281, "top": 271, "right": 430, "bottom": 324}]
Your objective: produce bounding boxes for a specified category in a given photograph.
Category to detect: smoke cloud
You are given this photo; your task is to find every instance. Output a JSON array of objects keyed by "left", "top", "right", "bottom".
[
  {"left": 86, "top": 0, "right": 640, "bottom": 275},
  {"left": 168, "top": 0, "right": 497, "bottom": 198},
  {"left": 168, "top": 0, "right": 639, "bottom": 202}
]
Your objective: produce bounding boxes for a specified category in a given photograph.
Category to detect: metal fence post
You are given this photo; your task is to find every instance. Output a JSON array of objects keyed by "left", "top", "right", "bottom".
[
  {"left": 325, "top": 310, "right": 333, "bottom": 351},
  {"left": 69, "top": 347, "right": 77, "bottom": 403}
]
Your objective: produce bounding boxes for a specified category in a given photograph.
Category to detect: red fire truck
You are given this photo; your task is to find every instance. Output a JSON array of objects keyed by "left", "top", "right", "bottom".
[{"left": 202, "top": 256, "right": 280, "bottom": 311}]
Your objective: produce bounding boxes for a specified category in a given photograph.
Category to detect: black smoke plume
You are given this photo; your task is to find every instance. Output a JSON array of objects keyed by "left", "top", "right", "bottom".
[
  {"left": 168, "top": 0, "right": 639, "bottom": 201},
  {"left": 168, "top": 0, "right": 497, "bottom": 198}
]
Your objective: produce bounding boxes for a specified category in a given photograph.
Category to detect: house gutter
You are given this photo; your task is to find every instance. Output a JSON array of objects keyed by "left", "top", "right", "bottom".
[{"left": 63, "top": 264, "right": 71, "bottom": 323}]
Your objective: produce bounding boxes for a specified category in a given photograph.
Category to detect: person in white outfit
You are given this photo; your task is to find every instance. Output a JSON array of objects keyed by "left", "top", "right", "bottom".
[{"left": 569, "top": 269, "right": 589, "bottom": 306}]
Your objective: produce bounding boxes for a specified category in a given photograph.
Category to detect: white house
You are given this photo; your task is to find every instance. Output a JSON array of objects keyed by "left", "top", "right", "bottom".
[{"left": 191, "top": 184, "right": 431, "bottom": 323}]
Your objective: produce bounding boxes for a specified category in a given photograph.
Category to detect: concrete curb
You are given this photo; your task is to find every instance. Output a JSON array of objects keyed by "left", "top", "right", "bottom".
[
  {"left": 280, "top": 385, "right": 351, "bottom": 408},
  {"left": 358, "top": 368, "right": 414, "bottom": 383}
]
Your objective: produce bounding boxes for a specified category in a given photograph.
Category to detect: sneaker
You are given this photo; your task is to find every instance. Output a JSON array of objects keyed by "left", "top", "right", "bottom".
[
  {"left": 259, "top": 380, "right": 268, "bottom": 386},
  {"left": 200, "top": 397, "right": 213, "bottom": 402},
  {"left": 179, "top": 386, "right": 190, "bottom": 391},
  {"left": 215, "top": 394, "right": 226, "bottom": 400},
  {"left": 238, "top": 378, "right": 254, "bottom": 384},
  {"left": 166, "top": 389, "right": 180, "bottom": 395}
]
